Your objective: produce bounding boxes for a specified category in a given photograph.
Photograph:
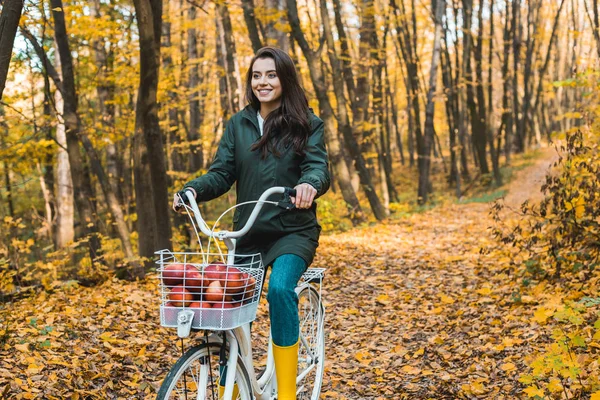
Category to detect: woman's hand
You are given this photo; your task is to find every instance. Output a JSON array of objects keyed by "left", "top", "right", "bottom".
[
  {"left": 172, "top": 187, "right": 196, "bottom": 212},
  {"left": 291, "top": 183, "right": 317, "bottom": 209}
]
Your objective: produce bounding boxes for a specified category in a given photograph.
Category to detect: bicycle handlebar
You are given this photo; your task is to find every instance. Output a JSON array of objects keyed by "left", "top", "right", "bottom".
[{"left": 181, "top": 186, "right": 296, "bottom": 239}]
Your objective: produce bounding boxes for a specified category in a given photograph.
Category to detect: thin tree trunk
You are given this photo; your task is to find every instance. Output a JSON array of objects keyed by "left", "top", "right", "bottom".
[
  {"left": 265, "top": 0, "right": 289, "bottom": 50},
  {"left": 187, "top": 4, "right": 203, "bottom": 171},
  {"left": 240, "top": 0, "right": 263, "bottom": 53},
  {"left": 583, "top": 0, "right": 600, "bottom": 58},
  {"left": 216, "top": 2, "right": 243, "bottom": 113},
  {"left": 310, "top": 0, "right": 366, "bottom": 223},
  {"left": 463, "top": 0, "right": 489, "bottom": 175},
  {"left": 50, "top": 0, "right": 103, "bottom": 263},
  {"left": 420, "top": 0, "right": 445, "bottom": 203},
  {"left": 512, "top": 0, "right": 523, "bottom": 151},
  {"left": 485, "top": 0, "right": 502, "bottom": 186},
  {"left": 0, "top": 0, "right": 23, "bottom": 100}
]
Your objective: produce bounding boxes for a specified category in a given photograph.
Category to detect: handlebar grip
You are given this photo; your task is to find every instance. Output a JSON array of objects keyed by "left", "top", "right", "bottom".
[{"left": 285, "top": 187, "right": 297, "bottom": 197}]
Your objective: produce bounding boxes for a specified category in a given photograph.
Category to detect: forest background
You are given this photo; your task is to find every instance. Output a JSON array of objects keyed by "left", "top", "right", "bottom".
[{"left": 1, "top": 0, "right": 600, "bottom": 398}]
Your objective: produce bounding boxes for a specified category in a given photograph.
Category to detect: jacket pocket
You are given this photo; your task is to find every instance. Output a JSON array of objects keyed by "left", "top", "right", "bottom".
[{"left": 279, "top": 209, "right": 315, "bottom": 228}]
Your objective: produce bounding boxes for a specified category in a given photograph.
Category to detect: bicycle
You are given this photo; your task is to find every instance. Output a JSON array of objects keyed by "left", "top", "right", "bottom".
[{"left": 155, "top": 186, "right": 326, "bottom": 399}]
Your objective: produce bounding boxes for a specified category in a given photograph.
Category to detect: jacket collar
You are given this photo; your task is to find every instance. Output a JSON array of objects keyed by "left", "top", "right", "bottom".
[{"left": 241, "top": 104, "right": 260, "bottom": 133}]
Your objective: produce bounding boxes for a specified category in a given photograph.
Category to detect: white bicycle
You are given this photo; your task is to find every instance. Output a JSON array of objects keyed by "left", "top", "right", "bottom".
[{"left": 155, "top": 186, "right": 326, "bottom": 400}]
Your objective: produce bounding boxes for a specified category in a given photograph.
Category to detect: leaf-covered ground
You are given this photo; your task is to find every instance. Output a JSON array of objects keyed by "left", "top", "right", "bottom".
[{"left": 1, "top": 149, "right": 561, "bottom": 399}]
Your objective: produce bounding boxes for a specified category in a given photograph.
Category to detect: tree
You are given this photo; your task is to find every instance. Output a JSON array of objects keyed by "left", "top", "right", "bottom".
[
  {"left": 132, "top": 0, "right": 172, "bottom": 268},
  {"left": 0, "top": 0, "right": 23, "bottom": 99},
  {"left": 420, "top": 0, "right": 445, "bottom": 203}
]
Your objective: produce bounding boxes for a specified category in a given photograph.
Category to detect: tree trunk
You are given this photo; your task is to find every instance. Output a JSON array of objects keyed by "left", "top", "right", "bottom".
[
  {"left": 312, "top": 0, "right": 386, "bottom": 220},
  {"left": 463, "top": 0, "right": 489, "bottom": 175},
  {"left": 161, "top": 1, "right": 184, "bottom": 173},
  {"left": 391, "top": 0, "right": 429, "bottom": 199},
  {"left": 501, "top": 0, "right": 513, "bottom": 163},
  {"left": 50, "top": 0, "right": 103, "bottom": 263},
  {"left": 511, "top": 0, "right": 522, "bottom": 151},
  {"left": 420, "top": 0, "right": 445, "bottom": 203},
  {"left": 295, "top": 0, "right": 365, "bottom": 224},
  {"left": 52, "top": 69, "right": 75, "bottom": 248},
  {"left": 133, "top": 0, "right": 172, "bottom": 269},
  {"left": 331, "top": 0, "right": 356, "bottom": 104},
  {"left": 216, "top": 2, "right": 243, "bottom": 113},
  {"left": 265, "top": 0, "right": 289, "bottom": 50},
  {"left": 240, "top": 0, "right": 263, "bottom": 53},
  {"left": 0, "top": 0, "right": 23, "bottom": 100},
  {"left": 187, "top": 4, "right": 203, "bottom": 171}
]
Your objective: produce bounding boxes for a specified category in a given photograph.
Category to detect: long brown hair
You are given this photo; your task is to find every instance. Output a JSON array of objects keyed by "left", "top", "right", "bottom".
[{"left": 246, "top": 47, "right": 311, "bottom": 158}]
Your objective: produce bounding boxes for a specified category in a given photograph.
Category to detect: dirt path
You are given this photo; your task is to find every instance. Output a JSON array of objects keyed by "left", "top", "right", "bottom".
[{"left": 316, "top": 151, "right": 560, "bottom": 399}]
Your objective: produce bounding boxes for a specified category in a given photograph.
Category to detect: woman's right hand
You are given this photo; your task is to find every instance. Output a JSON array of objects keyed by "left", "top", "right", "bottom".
[{"left": 172, "top": 187, "right": 196, "bottom": 212}]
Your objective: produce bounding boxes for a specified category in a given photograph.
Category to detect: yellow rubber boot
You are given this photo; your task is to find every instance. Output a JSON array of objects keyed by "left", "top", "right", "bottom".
[
  {"left": 273, "top": 340, "right": 299, "bottom": 400},
  {"left": 218, "top": 383, "right": 239, "bottom": 399}
]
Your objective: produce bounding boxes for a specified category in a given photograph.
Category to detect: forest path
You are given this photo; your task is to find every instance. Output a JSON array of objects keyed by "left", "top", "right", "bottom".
[
  {"left": 317, "top": 147, "right": 559, "bottom": 399},
  {"left": 0, "top": 148, "right": 561, "bottom": 399}
]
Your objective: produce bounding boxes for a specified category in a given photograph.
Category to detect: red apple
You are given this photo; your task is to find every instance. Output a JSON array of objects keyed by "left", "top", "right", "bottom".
[
  {"left": 188, "top": 301, "right": 212, "bottom": 309},
  {"left": 183, "top": 266, "right": 207, "bottom": 293},
  {"left": 223, "top": 267, "right": 245, "bottom": 294},
  {"left": 204, "top": 262, "right": 227, "bottom": 283},
  {"left": 231, "top": 302, "right": 241, "bottom": 308},
  {"left": 241, "top": 273, "right": 257, "bottom": 301},
  {"left": 204, "top": 280, "right": 226, "bottom": 302},
  {"left": 162, "top": 263, "right": 187, "bottom": 286},
  {"left": 168, "top": 285, "right": 194, "bottom": 307}
]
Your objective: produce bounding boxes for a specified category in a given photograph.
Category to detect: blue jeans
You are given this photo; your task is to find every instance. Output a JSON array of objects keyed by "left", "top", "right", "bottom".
[{"left": 267, "top": 254, "right": 307, "bottom": 347}]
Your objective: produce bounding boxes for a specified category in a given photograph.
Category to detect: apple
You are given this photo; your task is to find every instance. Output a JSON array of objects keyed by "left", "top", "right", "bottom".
[
  {"left": 223, "top": 267, "right": 245, "bottom": 294},
  {"left": 183, "top": 267, "right": 207, "bottom": 293},
  {"left": 168, "top": 285, "right": 194, "bottom": 307},
  {"left": 204, "top": 280, "right": 226, "bottom": 302},
  {"left": 231, "top": 302, "right": 242, "bottom": 308},
  {"left": 241, "top": 273, "right": 257, "bottom": 301},
  {"left": 188, "top": 301, "right": 212, "bottom": 309},
  {"left": 204, "top": 262, "right": 227, "bottom": 283},
  {"left": 162, "top": 263, "right": 188, "bottom": 286}
]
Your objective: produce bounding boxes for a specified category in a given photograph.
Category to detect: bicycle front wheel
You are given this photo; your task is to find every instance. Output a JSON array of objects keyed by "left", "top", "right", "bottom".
[
  {"left": 156, "top": 341, "right": 253, "bottom": 400},
  {"left": 296, "top": 286, "right": 325, "bottom": 400}
]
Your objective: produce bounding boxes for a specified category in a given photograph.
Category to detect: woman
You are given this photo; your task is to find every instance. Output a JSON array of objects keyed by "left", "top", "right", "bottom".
[{"left": 173, "top": 46, "right": 329, "bottom": 399}]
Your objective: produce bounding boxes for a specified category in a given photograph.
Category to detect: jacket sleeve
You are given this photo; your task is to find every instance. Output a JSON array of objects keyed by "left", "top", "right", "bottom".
[
  {"left": 184, "top": 119, "right": 237, "bottom": 201},
  {"left": 297, "top": 118, "right": 331, "bottom": 198}
]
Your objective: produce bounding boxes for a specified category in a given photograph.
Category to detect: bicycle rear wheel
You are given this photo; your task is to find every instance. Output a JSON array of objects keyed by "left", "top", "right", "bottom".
[
  {"left": 156, "top": 341, "right": 253, "bottom": 400},
  {"left": 296, "top": 286, "right": 325, "bottom": 400}
]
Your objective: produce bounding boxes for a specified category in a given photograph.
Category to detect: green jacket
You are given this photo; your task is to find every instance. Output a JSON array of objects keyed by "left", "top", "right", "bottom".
[{"left": 184, "top": 105, "right": 330, "bottom": 267}]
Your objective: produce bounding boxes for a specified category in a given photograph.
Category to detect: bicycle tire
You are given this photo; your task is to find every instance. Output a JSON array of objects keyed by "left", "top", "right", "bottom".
[
  {"left": 296, "top": 285, "right": 325, "bottom": 400},
  {"left": 156, "top": 341, "right": 253, "bottom": 400}
]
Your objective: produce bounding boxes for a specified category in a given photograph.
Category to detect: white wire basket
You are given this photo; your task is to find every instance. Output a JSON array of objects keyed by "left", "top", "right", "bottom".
[{"left": 156, "top": 249, "right": 264, "bottom": 331}]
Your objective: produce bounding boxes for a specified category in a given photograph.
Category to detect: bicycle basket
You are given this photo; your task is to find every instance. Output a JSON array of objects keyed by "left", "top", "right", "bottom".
[{"left": 156, "top": 249, "right": 264, "bottom": 330}]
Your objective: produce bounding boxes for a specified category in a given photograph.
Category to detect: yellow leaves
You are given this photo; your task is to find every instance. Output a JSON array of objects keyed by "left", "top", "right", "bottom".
[
  {"left": 400, "top": 365, "right": 421, "bottom": 375},
  {"left": 412, "top": 347, "right": 424, "bottom": 358},
  {"left": 500, "top": 362, "right": 516, "bottom": 372},
  {"left": 15, "top": 343, "right": 29, "bottom": 352},
  {"left": 354, "top": 351, "right": 371, "bottom": 366},
  {"left": 26, "top": 363, "right": 44, "bottom": 375},
  {"left": 476, "top": 287, "right": 492, "bottom": 296},
  {"left": 440, "top": 294, "right": 455, "bottom": 304},
  {"left": 375, "top": 294, "right": 389, "bottom": 304},
  {"left": 524, "top": 385, "right": 545, "bottom": 397},
  {"left": 532, "top": 307, "right": 555, "bottom": 324},
  {"left": 547, "top": 378, "right": 563, "bottom": 393},
  {"left": 591, "top": 391, "right": 600, "bottom": 400}
]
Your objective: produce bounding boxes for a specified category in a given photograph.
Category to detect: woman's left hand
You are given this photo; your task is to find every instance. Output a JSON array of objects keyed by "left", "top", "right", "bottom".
[{"left": 291, "top": 183, "right": 317, "bottom": 209}]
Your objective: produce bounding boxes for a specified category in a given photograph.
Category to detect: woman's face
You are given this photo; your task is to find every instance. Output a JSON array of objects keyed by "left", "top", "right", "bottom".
[{"left": 251, "top": 57, "right": 282, "bottom": 109}]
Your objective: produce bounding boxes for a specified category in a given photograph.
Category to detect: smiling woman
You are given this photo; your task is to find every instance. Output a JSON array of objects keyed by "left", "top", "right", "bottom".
[{"left": 174, "top": 46, "right": 330, "bottom": 400}]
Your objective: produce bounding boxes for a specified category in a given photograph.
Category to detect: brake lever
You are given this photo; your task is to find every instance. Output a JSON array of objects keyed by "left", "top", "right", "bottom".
[{"left": 276, "top": 187, "right": 297, "bottom": 210}]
